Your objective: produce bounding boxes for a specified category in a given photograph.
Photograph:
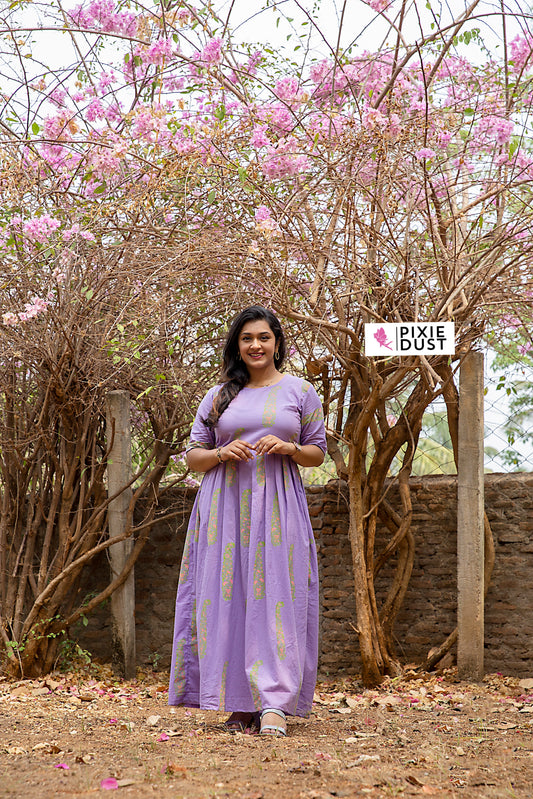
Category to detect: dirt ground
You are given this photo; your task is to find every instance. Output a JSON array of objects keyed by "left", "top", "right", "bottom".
[{"left": 1, "top": 664, "right": 533, "bottom": 799}]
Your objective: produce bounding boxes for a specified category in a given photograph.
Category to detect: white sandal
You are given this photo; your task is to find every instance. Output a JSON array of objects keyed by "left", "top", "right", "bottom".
[{"left": 260, "top": 708, "right": 287, "bottom": 736}]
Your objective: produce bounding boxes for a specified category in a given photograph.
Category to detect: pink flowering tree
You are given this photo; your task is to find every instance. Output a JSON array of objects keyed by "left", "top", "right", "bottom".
[{"left": 2, "top": 0, "right": 533, "bottom": 682}]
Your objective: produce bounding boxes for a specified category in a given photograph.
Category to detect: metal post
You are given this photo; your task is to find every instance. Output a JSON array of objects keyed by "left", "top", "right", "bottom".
[
  {"left": 457, "top": 351, "right": 485, "bottom": 681},
  {"left": 106, "top": 390, "right": 136, "bottom": 679}
]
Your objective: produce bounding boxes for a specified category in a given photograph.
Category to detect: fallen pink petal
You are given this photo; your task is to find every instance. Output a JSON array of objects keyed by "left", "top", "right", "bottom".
[
  {"left": 54, "top": 763, "right": 70, "bottom": 770},
  {"left": 100, "top": 777, "right": 119, "bottom": 790},
  {"left": 157, "top": 733, "right": 169, "bottom": 741}
]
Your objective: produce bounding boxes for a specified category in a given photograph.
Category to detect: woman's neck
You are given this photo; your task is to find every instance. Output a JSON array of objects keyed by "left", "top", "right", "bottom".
[{"left": 246, "top": 368, "right": 282, "bottom": 388}]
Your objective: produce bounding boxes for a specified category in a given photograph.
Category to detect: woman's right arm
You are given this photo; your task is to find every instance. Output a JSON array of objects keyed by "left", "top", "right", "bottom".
[{"left": 186, "top": 447, "right": 221, "bottom": 473}]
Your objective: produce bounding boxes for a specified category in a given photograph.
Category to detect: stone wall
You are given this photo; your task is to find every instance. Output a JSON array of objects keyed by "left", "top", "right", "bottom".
[{"left": 76, "top": 473, "right": 533, "bottom": 677}]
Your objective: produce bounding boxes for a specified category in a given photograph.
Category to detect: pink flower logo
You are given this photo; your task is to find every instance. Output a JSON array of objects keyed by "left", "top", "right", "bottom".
[{"left": 374, "top": 327, "right": 392, "bottom": 350}]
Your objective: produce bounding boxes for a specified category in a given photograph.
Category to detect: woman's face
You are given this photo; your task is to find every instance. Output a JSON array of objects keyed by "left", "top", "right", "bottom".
[{"left": 237, "top": 319, "right": 278, "bottom": 374}]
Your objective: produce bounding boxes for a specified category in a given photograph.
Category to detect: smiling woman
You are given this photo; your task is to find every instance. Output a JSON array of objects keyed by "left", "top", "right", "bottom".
[
  {"left": 169, "top": 306, "right": 326, "bottom": 737},
  {"left": 238, "top": 319, "right": 278, "bottom": 383}
]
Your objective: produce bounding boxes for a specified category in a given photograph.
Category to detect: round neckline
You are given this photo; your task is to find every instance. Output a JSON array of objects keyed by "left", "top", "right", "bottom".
[{"left": 243, "top": 375, "right": 286, "bottom": 390}]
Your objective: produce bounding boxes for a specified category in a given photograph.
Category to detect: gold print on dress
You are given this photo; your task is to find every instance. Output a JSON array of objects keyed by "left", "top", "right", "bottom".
[
  {"left": 207, "top": 488, "right": 220, "bottom": 544},
  {"left": 271, "top": 491, "right": 282, "bottom": 546},
  {"left": 173, "top": 638, "right": 186, "bottom": 697},
  {"left": 221, "top": 542, "right": 235, "bottom": 601},
  {"left": 199, "top": 599, "right": 211, "bottom": 659},
  {"left": 262, "top": 385, "right": 281, "bottom": 428},
  {"left": 225, "top": 460, "right": 237, "bottom": 486},
  {"left": 249, "top": 660, "right": 263, "bottom": 709},
  {"left": 256, "top": 454, "right": 265, "bottom": 487},
  {"left": 276, "top": 602, "right": 286, "bottom": 661},
  {"left": 240, "top": 489, "right": 252, "bottom": 547},
  {"left": 178, "top": 535, "right": 191, "bottom": 585},
  {"left": 191, "top": 598, "right": 198, "bottom": 658},
  {"left": 302, "top": 406, "right": 322, "bottom": 426},
  {"left": 219, "top": 661, "right": 228, "bottom": 708}
]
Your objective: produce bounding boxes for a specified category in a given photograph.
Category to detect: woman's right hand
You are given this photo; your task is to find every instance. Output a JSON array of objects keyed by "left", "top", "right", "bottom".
[{"left": 219, "top": 439, "right": 255, "bottom": 462}]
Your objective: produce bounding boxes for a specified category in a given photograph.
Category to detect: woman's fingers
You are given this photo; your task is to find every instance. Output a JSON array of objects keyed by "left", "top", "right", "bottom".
[
  {"left": 255, "top": 435, "right": 285, "bottom": 455},
  {"left": 223, "top": 439, "right": 255, "bottom": 461}
]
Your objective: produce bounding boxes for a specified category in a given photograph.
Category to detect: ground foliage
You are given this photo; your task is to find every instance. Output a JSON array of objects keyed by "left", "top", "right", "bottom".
[{"left": 1, "top": 664, "right": 533, "bottom": 798}]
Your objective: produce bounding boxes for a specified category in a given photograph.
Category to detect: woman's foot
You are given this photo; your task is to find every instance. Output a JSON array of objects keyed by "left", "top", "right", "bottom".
[
  {"left": 260, "top": 708, "right": 287, "bottom": 736},
  {"left": 223, "top": 711, "right": 260, "bottom": 734}
]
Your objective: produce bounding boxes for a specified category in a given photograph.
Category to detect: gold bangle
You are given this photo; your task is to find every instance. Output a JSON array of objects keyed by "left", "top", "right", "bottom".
[
  {"left": 216, "top": 447, "right": 223, "bottom": 463},
  {"left": 292, "top": 442, "right": 301, "bottom": 456}
]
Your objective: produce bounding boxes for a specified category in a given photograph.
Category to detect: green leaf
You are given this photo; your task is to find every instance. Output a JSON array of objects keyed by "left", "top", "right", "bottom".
[
  {"left": 214, "top": 104, "right": 226, "bottom": 121},
  {"left": 31, "top": 122, "right": 40, "bottom": 135},
  {"left": 207, "top": 189, "right": 216, "bottom": 204}
]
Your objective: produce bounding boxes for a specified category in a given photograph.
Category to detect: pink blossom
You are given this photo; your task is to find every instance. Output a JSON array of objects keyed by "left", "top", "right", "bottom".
[
  {"left": 269, "top": 104, "right": 295, "bottom": 133},
  {"left": 2, "top": 312, "right": 18, "bottom": 327},
  {"left": 86, "top": 99, "right": 106, "bottom": 122},
  {"left": 363, "top": 107, "right": 388, "bottom": 129},
  {"left": 144, "top": 39, "right": 175, "bottom": 66},
  {"left": 518, "top": 342, "right": 532, "bottom": 355},
  {"left": 476, "top": 115, "right": 514, "bottom": 147},
  {"left": 250, "top": 125, "right": 270, "bottom": 148},
  {"left": 19, "top": 296, "right": 49, "bottom": 322},
  {"left": 369, "top": 0, "right": 391, "bottom": 10},
  {"left": 62, "top": 224, "right": 95, "bottom": 242},
  {"left": 275, "top": 77, "right": 301, "bottom": 103},
  {"left": 98, "top": 70, "right": 116, "bottom": 89},
  {"left": 436, "top": 130, "right": 453, "bottom": 149},
  {"left": 509, "top": 35, "right": 533, "bottom": 72},
  {"left": 23, "top": 215, "right": 61, "bottom": 243},
  {"left": 50, "top": 88, "right": 67, "bottom": 107},
  {"left": 176, "top": 8, "right": 192, "bottom": 23},
  {"left": 245, "top": 50, "right": 262, "bottom": 77},
  {"left": 415, "top": 148, "right": 436, "bottom": 160},
  {"left": 262, "top": 137, "right": 309, "bottom": 179},
  {"left": 255, "top": 205, "right": 273, "bottom": 224},
  {"left": 309, "top": 59, "right": 333, "bottom": 88},
  {"left": 199, "top": 38, "right": 222, "bottom": 65},
  {"left": 43, "top": 113, "right": 72, "bottom": 140},
  {"left": 69, "top": 1, "right": 137, "bottom": 36}
]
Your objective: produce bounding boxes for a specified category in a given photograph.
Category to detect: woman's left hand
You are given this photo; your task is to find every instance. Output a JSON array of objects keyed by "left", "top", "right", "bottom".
[{"left": 254, "top": 435, "right": 295, "bottom": 456}]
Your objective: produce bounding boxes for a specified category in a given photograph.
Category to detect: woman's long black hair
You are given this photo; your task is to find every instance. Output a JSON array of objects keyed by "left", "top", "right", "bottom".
[{"left": 204, "top": 305, "right": 286, "bottom": 429}]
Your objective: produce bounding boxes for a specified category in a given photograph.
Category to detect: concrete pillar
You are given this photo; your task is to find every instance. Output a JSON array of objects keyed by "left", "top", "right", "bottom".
[
  {"left": 106, "top": 390, "right": 136, "bottom": 679},
  {"left": 457, "top": 351, "right": 485, "bottom": 681}
]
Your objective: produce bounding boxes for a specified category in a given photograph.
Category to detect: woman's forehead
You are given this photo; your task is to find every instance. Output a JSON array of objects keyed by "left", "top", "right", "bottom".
[{"left": 239, "top": 320, "right": 274, "bottom": 336}]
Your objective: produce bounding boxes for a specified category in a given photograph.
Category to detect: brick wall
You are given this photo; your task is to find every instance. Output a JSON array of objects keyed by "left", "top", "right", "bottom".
[{"left": 76, "top": 473, "right": 533, "bottom": 677}]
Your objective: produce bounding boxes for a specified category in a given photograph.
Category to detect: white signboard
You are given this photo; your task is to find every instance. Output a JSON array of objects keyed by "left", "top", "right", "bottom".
[{"left": 364, "top": 322, "right": 455, "bottom": 356}]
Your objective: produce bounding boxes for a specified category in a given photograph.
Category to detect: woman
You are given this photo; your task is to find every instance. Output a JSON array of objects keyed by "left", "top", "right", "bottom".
[{"left": 168, "top": 306, "right": 326, "bottom": 736}]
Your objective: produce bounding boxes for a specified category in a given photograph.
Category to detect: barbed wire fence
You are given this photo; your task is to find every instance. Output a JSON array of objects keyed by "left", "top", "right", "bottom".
[
  {"left": 413, "top": 351, "right": 533, "bottom": 476},
  {"left": 300, "top": 350, "right": 533, "bottom": 485}
]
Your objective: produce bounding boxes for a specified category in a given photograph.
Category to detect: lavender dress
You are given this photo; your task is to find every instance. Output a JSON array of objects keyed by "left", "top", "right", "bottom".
[{"left": 168, "top": 374, "right": 326, "bottom": 716}]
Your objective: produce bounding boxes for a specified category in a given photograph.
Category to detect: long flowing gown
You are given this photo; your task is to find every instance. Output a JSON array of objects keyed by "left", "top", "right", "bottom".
[{"left": 168, "top": 374, "right": 326, "bottom": 716}]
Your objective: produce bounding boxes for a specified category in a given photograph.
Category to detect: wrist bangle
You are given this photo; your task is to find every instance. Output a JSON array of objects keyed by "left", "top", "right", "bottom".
[
  {"left": 292, "top": 442, "right": 301, "bottom": 456},
  {"left": 216, "top": 447, "right": 223, "bottom": 463}
]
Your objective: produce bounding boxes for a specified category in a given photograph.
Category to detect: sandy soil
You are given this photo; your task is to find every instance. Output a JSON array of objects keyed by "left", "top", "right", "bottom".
[{"left": 1, "top": 665, "right": 533, "bottom": 798}]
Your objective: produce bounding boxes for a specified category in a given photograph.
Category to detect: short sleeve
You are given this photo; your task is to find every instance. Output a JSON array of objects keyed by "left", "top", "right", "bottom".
[
  {"left": 299, "top": 382, "right": 327, "bottom": 452},
  {"left": 185, "top": 386, "right": 218, "bottom": 452}
]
